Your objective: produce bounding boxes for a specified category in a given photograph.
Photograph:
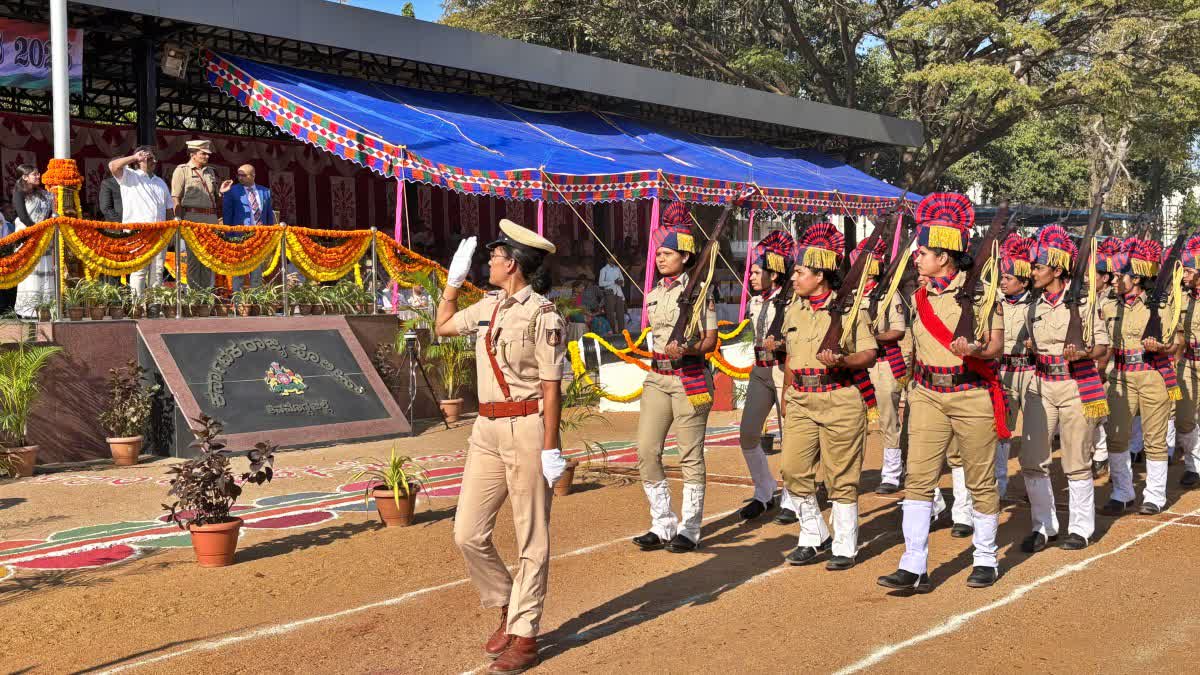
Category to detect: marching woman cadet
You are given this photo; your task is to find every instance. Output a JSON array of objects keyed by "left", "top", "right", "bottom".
[
  {"left": 1101, "top": 237, "right": 1180, "bottom": 516},
  {"left": 437, "top": 219, "right": 566, "bottom": 674},
  {"left": 739, "top": 230, "right": 797, "bottom": 520},
  {"left": 878, "top": 193, "right": 1006, "bottom": 592},
  {"left": 1019, "top": 225, "right": 1110, "bottom": 552},
  {"left": 1091, "top": 237, "right": 1126, "bottom": 478},
  {"left": 856, "top": 238, "right": 910, "bottom": 496},
  {"left": 780, "top": 223, "right": 877, "bottom": 570},
  {"left": 632, "top": 202, "right": 719, "bottom": 553},
  {"left": 995, "top": 233, "right": 1037, "bottom": 498},
  {"left": 1179, "top": 235, "right": 1200, "bottom": 487}
]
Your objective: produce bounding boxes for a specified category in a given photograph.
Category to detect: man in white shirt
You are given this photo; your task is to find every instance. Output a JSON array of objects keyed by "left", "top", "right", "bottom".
[
  {"left": 109, "top": 146, "right": 173, "bottom": 294},
  {"left": 598, "top": 258, "right": 626, "bottom": 334}
]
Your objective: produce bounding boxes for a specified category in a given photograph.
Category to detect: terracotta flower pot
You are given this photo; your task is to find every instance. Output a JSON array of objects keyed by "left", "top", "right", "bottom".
[
  {"left": 189, "top": 517, "right": 243, "bottom": 567},
  {"left": 311, "top": 304, "right": 326, "bottom": 316},
  {"left": 1, "top": 445, "right": 37, "bottom": 477},
  {"left": 106, "top": 435, "right": 143, "bottom": 466},
  {"left": 146, "top": 305, "right": 162, "bottom": 319},
  {"left": 214, "top": 304, "right": 229, "bottom": 317},
  {"left": 194, "top": 305, "right": 213, "bottom": 318},
  {"left": 109, "top": 305, "right": 127, "bottom": 320},
  {"left": 67, "top": 306, "right": 85, "bottom": 321},
  {"left": 439, "top": 398, "right": 464, "bottom": 423},
  {"left": 37, "top": 307, "right": 51, "bottom": 322},
  {"left": 236, "top": 303, "right": 254, "bottom": 317},
  {"left": 132, "top": 305, "right": 145, "bottom": 319},
  {"left": 553, "top": 459, "right": 580, "bottom": 497},
  {"left": 372, "top": 486, "right": 418, "bottom": 526},
  {"left": 298, "top": 304, "right": 313, "bottom": 315},
  {"left": 89, "top": 305, "right": 107, "bottom": 320}
]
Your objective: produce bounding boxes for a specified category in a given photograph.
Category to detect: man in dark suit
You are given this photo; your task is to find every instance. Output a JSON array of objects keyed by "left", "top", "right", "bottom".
[{"left": 221, "top": 164, "right": 277, "bottom": 290}]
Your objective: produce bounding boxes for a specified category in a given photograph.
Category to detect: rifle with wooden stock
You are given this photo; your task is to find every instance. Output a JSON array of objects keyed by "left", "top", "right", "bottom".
[
  {"left": 665, "top": 204, "right": 738, "bottom": 350},
  {"left": 952, "top": 201, "right": 1011, "bottom": 341},
  {"left": 1143, "top": 221, "right": 1197, "bottom": 342},
  {"left": 816, "top": 214, "right": 900, "bottom": 355},
  {"left": 1063, "top": 197, "right": 1105, "bottom": 349}
]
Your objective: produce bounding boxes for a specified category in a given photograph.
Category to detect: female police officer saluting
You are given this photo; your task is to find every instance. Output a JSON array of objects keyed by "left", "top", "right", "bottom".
[
  {"left": 633, "top": 201, "right": 719, "bottom": 554},
  {"left": 437, "top": 219, "right": 566, "bottom": 675}
]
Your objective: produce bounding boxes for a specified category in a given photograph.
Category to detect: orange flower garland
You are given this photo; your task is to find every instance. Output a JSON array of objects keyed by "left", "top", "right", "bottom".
[
  {"left": 180, "top": 223, "right": 283, "bottom": 277},
  {"left": 57, "top": 217, "right": 176, "bottom": 276},
  {"left": 373, "top": 232, "right": 483, "bottom": 302},
  {"left": 42, "top": 159, "right": 84, "bottom": 189},
  {"left": 285, "top": 227, "right": 372, "bottom": 281},
  {"left": 0, "top": 221, "right": 55, "bottom": 289}
]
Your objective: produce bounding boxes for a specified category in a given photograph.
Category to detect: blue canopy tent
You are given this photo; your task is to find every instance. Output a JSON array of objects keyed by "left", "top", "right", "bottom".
[{"left": 203, "top": 50, "right": 916, "bottom": 321}]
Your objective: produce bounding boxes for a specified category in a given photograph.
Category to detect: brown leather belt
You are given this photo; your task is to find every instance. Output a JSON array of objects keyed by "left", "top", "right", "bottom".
[
  {"left": 184, "top": 206, "right": 219, "bottom": 215},
  {"left": 478, "top": 399, "right": 540, "bottom": 420}
]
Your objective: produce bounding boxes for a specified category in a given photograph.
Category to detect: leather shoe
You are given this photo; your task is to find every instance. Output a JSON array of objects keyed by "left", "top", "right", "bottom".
[
  {"left": 740, "top": 498, "right": 771, "bottom": 520},
  {"left": 774, "top": 508, "right": 799, "bottom": 525},
  {"left": 950, "top": 523, "right": 974, "bottom": 538},
  {"left": 1020, "top": 532, "right": 1058, "bottom": 553},
  {"left": 875, "top": 482, "right": 901, "bottom": 495},
  {"left": 665, "top": 533, "right": 698, "bottom": 553},
  {"left": 1092, "top": 459, "right": 1109, "bottom": 479},
  {"left": 876, "top": 569, "right": 931, "bottom": 593},
  {"left": 966, "top": 566, "right": 999, "bottom": 588},
  {"left": 484, "top": 606, "right": 511, "bottom": 659},
  {"left": 1138, "top": 502, "right": 1162, "bottom": 516},
  {"left": 826, "top": 555, "right": 855, "bottom": 571},
  {"left": 1181, "top": 471, "right": 1200, "bottom": 488},
  {"left": 785, "top": 537, "right": 831, "bottom": 565},
  {"left": 632, "top": 532, "right": 665, "bottom": 551},
  {"left": 1099, "top": 499, "right": 1133, "bottom": 516},
  {"left": 1059, "top": 533, "right": 1088, "bottom": 550},
  {"left": 489, "top": 636, "right": 539, "bottom": 674}
]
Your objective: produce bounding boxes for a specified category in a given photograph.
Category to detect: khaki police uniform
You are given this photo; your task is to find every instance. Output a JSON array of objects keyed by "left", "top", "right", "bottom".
[
  {"left": 451, "top": 284, "right": 566, "bottom": 638},
  {"left": 868, "top": 289, "right": 907, "bottom": 486},
  {"left": 1020, "top": 290, "right": 1109, "bottom": 540},
  {"left": 171, "top": 159, "right": 220, "bottom": 287},
  {"left": 1092, "top": 290, "right": 1121, "bottom": 464},
  {"left": 1103, "top": 292, "right": 1174, "bottom": 508},
  {"left": 739, "top": 289, "right": 789, "bottom": 506},
  {"left": 780, "top": 291, "right": 875, "bottom": 558},
  {"left": 637, "top": 272, "right": 717, "bottom": 544},
  {"left": 1175, "top": 292, "right": 1200, "bottom": 471}
]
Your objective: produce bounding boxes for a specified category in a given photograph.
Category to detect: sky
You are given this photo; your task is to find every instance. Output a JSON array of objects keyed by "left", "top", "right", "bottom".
[{"left": 326, "top": 0, "right": 445, "bottom": 22}]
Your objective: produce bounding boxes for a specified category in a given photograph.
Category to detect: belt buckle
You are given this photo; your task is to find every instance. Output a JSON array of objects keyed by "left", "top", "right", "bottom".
[
  {"left": 800, "top": 374, "right": 822, "bottom": 387},
  {"left": 1125, "top": 353, "right": 1144, "bottom": 365},
  {"left": 930, "top": 372, "right": 954, "bottom": 387},
  {"left": 654, "top": 359, "right": 674, "bottom": 371}
]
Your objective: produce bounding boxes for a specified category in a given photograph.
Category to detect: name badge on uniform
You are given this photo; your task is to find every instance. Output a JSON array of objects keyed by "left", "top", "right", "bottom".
[{"left": 546, "top": 328, "right": 562, "bottom": 346}]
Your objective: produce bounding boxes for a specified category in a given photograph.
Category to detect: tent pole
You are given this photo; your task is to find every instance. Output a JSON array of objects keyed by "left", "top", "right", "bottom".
[
  {"left": 641, "top": 196, "right": 660, "bottom": 331},
  {"left": 173, "top": 225, "right": 182, "bottom": 317},
  {"left": 738, "top": 208, "right": 756, "bottom": 322}
]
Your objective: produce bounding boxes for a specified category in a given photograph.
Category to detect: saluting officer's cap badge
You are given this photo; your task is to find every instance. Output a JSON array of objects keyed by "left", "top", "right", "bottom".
[{"left": 487, "top": 218, "right": 557, "bottom": 254}]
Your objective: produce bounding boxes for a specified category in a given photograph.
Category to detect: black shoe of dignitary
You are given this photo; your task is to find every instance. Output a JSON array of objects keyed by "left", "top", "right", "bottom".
[
  {"left": 1100, "top": 499, "right": 1134, "bottom": 516},
  {"left": 876, "top": 569, "right": 931, "bottom": 593},
  {"left": 774, "top": 508, "right": 799, "bottom": 525},
  {"left": 665, "top": 533, "right": 698, "bottom": 553},
  {"left": 740, "top": 497, "right": 773, "bottom": 520},
  {"left": 1020, "top": 532, "right": 1058, "bottom": 553},
  {"left": 825, "top": 555, "right": 855, "bottom": 571},
  {"left": 1181, "top": 471, "right": 1200, "bottom": 488},
  {"left": 875, "top": 482, "right": 902, "bottom": 495},
  {"left": 1092, "top": 459, "right": 1109, "bottom": 479},
  {"left": 965, "top": 566, "right": 999, "bottom": 588},
  {"left": 950, "top": 523, "right": 974, "bottom": 538},
  {"left": 1058, "top": 533, "right": 1088, "bottom": 550},
  {"left": 632, "top": 532, "right": 666, "bottom": 551},
  {"left": 785, "top": 537, "right": 831, "bottom": 566},
  {"left": 1137, "top": 502, "right": 1162, "bottom": 516}
]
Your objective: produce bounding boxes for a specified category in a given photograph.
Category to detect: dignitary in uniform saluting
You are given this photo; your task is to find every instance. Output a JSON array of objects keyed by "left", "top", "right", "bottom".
[
  {"left": 436, "top": 219, "right": 566, "bottom": 674},
  {"left": 1101, "top": 237, "right": 1179, "bottom": 516},
  {"left": 780, "top": 223, "right": 878, "bottom": 570},
  {"left": 878, "top": 193, "right": 1006, "bottom": 592},
  {"left": 995, "top": 233, "right": 1037, "bottom": 498},
  {"left": 1178, "top": 235, "right": 1200, "bottom": 487},
  {"left": 632, "top": 202, "right": 719, "bottom": 553},
  {"left": 1019, "top": 225, "right": 1110, "bottom": 552},
  {"left": 738, "top": 230, "right": 796, "bottom": 520}
]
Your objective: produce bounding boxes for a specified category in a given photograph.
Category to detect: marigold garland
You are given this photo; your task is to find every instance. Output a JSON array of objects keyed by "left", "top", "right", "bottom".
[
  {"left": 373, "top": 232, "right": 483, "bottom": 303},
  {"left": 0, "top": 221, "right": 55, "bottom": 289},
  {"left": 59, "top": 219, "right": 175, "bottom": 276},
  {"left": 180, "top": 223, "right": 283, "bottom": 277},
  {"left": 285, "top": 228, "right": 371, "bottom": 282},
  {"left": 568, "top": 341, "right": 643, "bottom": 402}
]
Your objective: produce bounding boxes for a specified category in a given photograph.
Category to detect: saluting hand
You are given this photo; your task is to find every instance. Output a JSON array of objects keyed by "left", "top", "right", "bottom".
[{"left": 447, "top": 236, "right": 477, "bottom": 289}]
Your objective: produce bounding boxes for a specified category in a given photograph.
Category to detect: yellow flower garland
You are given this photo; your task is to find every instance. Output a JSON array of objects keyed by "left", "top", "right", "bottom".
[
  {"left": 567, "top": 341, "right": 643, "bottom": 402},
  {"left": 60, "top": 225, "right": 175, "bottom": 276},
  {"left": 285, "top": 230, "right": 370, "bottom": 282},
  {"left": 0, "top": 224, "right": 55, "bottom": 289},
  {"left": 180, "top": 226, "right": 283, "bottom": 277}
]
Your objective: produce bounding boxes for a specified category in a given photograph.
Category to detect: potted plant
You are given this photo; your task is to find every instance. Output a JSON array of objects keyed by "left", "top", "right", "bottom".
[
  {"left": 260, "top": 284, "right": 282, "bottom": 316},
  {"left": 87, "top": 282, "right": 109, "bottom": 320},
  {"left": 106, "top": 284, "right": 130, "bottom": 320},
  {"left": 98, "top": 360, "right": 161, "bottom": 465},
  {"left": 164, "top": 414, "right": 277, "bottom": 567},
  {"left": 0, "top": 337, "right": 63, "bottom": 477},
  {"left": 400, "top": 271, "right": 475, "bottom": 423},
  {"left": 213, "top": 291, "right": 230, "bottom": 317},
  {"left": 291, "top": 282, "right": 317, "bottom": 315},
  {"left": 311, "top": 284, "right": 332, "bottom": 316},
  {"left": 62, "top": 281, "right": 89, "bottom": 321},
  {"left": 231, "top": 288, "right": 256, "bottom": 317},
  {"left": 34, "top": 296, "right": 55, "bottom": 323},
  {"left": 188, "top": 286, "right": 218, "bottom": 318},
  {"left": 351, "top": 448, "right": 430, "bottom": 526}
]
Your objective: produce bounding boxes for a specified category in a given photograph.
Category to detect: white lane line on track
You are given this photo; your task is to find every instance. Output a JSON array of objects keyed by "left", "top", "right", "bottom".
[
  {"left": 93, "top": 506, "right": 743, "bottom": 674},
  {"left": 832, "top": 506, "right": 1200, "bottom": 675}
]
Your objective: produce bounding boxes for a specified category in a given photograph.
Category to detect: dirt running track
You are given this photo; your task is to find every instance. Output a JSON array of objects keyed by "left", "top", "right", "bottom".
[{"left": 2, "top": 410, "right": 1199, "bottom": 674}]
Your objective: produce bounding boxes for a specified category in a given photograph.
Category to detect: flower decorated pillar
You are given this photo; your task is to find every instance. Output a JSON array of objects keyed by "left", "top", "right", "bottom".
[{"left": 42, "top": 158, "right": 83, "bottom": 318}]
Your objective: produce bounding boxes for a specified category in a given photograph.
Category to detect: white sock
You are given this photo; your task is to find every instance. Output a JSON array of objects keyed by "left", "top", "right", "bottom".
[
  {"left": 643, "top": 480, "right": 678, "bottom": 540},
  {"left": 951, "top": 466, "right": 973, "bottom": 526},
  {"left": 679, "top": 483, "right": 706, "bottom": 543},
  {"left": 1144, "top": 460, "right": 1168, "bottom": 509},
  {"left": 1093, "top": 423, "right": 1109, "bottom": 463},
  {"left": 796, "top": 493, "right": 830, "bottom": 548},
  {"left": 1186, "top": 429, "right": 1200, "bottom": 473},
  {"left": 994, "top": 441, "right": 1011, "bottom": 497},
  {"left": 1109, "top": 451, "right": 1136, "bottom": 503},
  {"left": 971, "top": 510, "right": 1000, "bottom": 568},
  {"left": 1068, "top": 478, "right": 1095, "bottom": 541},
  {"left": 931, "top": 486, "right": 947, "bottom": 521},
  {"left": 899, "top": 500, "right": 933, "bottom": 575},
  {"left": 1024, "top": 474, "right": 1059, "bottom": 537},
  {"left": 780, "top": 485, "right": 797, "bottom": 514},
  {"left": 1168, "top": 418, "right": 1177, "bottom": 458},
  {"left": 880, "top": 447, "right": 904, "bottom": 486},
  {"left": 740, "top": 446, "right": 776, "bottom": 504},
  {"left": 831, "top": 501, "right": 859, "bottom": 559}
]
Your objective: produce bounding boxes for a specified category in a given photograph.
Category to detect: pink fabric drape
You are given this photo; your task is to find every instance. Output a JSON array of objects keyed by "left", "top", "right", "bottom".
[
  {"left": 641, "top": 196, "right": 660, "bottom": 330},
  {"left": 391, "top": 177, "right": 405, "bottom": 309},
  {"left": 737, "top": 209, "right": 757, "bottom": 322},
  {"left": 890, "top": 209, "right": 904, "bottom": 258},
  {"left": 537, "top": 199, "right": 544, "bottom": 236}
]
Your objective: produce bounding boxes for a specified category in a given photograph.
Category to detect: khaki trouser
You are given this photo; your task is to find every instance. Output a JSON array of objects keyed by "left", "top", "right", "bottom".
[
  {"left": 1000, "top": 368, "right": 1033, "bottom": 451},
  {"left": 871, "top": 360, "right": 903, "bottom": 449},
  {"left": 603, "top": 289, "right": 626, "bottom": 334},
  {"left": 1021, "top": 377, "right": 1097, "bottom": 481},
  {"left": 637, "top": 372, "right": 711, "bottom": 484},
  {"left": 740, "top": 365, "right": 783, "bottom": 450},
  {"left": 181, "top": 208, "right": 217, "bottom": 287},
  {"left": 1176, "top": 361, "right": 1200, "bottom": 435},
  {"left": 454, "top": 414, "right": 551, "bottom": 638},
  {"left": 781, "top": 385, "right": 866, "bottom": 503},
  {"left": 905, "top": 385, "right": 1000, "bottom": 515},
  {"left": 1105, "top": 369, "right": 1171, "bottom": 462}
]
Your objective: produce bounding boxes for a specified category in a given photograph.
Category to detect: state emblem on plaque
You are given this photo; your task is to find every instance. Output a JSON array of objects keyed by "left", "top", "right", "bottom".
[{"left": 264, "top": 361, "right": 307, "bottom": 396}]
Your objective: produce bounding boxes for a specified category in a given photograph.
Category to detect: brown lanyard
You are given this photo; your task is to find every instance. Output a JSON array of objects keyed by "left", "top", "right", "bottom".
[{"left": 484, "top": 302, "right": 513, "bottom": 401}]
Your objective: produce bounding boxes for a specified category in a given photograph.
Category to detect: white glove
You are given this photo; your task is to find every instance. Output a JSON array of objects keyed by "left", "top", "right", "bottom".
[
  {"left": 541, "top": 449, "right": 567, "bottom": 488},
  {"left": 446, "top": 236, "right": 477, "bottom": 288}
]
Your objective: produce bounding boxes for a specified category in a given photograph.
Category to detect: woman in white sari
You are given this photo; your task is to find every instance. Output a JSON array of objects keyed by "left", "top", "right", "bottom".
[{"left": 12, "top": 165, "right": 56, "bottom": 319}]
